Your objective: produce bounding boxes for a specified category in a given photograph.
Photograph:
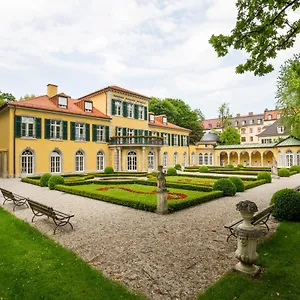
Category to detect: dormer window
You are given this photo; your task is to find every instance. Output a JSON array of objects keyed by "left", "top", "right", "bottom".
[
  {"left": 162, "top": 116, "right": 167, "bottom": 124},
  {"left": 242, "top": 120, "right": 246, "bottom": 126},
  {"left": 235, "top": 121, "right": 239, "bottom": 126},
  {"left": 257, "top": 119, "right": 261, "bottom": 124},
  {"left": 84, "top": 101, "right": 93, "bottom": 113},
  {"left": 58, "top": 96, "right": 67, "bottom": 108},
  {"left": 268, "top": 114, "right": 272, "bottom": 120},
  {"left": 249, "top": 119, "right": 254, "bottom": 125},
  {"left": 277, "top": 126, "right": 284, "bottom": 134},
  {"left": 149, "top": 114, "right": 155, "bottom": 123}
]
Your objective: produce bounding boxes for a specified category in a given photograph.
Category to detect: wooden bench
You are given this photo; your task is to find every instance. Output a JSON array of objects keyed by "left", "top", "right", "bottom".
[
  {"left": 1, "top": 188, "right": 29, "bottom": 211},
  {"left": 27, "top": 199, "right": 74, "bottom": 234},
  {"left": 225, "top": 204, "right": 274, "bottom": 242}
]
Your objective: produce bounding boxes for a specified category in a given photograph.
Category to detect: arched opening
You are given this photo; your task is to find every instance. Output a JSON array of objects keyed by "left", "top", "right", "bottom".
[
  {"left": 163, "top": 152, "right": 168, "bottom": 168},
  {"left": 286, "top": 150, "right": 294, "bottom": 167},
  {"left": 21, "top": 149, "right": 34, "bottom": 175},
  {"left": 263, "top": 150, "right": 274, "bottom": 166},
  {"left": 220, "top": 152, "right": 228, "bottom": 166},
  {"left": 127, "top": 151, "right": 137, "bottom": 171},
  {"left": 50, "top": 150, "right": 61, "bottom": 173},
  {"left": 229, "top": 151, "right": 238, "bottom": 166},
  {"left": 209, "top": 153, "right": 213, "bottom": 166},
  {"left": 96, "top": 151, "right": 105, "bottom": 171},
  {"left": 198, "top": 153, "right": 203, "bottom": 165},
  {"left": 75, "top": 150, "right": 85, "bottom": 172},
  {"left": 251, "top": 150, "right": 262, "bottom": 166},
  {"left": 204, "top": 153, "right": 209, "bottom": 165},
  {"left": 278, "top": 150, "right": 284, "bottom": 167},
  {"left": 240, "top": 151, "right": 250, "bottom": 166},
  {"left": 173, "top": 152, "right": 178, "bottom": 166},
  {"left": 148, "top": 151, "right": 155, "bottom": 170}
]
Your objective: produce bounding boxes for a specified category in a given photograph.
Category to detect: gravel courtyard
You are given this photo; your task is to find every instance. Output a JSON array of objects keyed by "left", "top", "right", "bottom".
[{"left": 1, "top": 175, "right": 299, "bottom": 300}]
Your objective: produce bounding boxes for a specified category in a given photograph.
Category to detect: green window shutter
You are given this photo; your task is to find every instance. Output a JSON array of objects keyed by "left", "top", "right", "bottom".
[
  {"left": 144, "top": 130, "right": 148, "bottom": 136},
  {"left": 149, "top": 130, "right": 152, "bottom": 136},
  {"left": 161, "top": 132, "right": 164, "bottom": 137},
  {"left": 35, "top": 118, "right": 42, "bottom": 139},
  {"left": 44, "top": 119, "right": 50, "bottom": 139},
  {"left": 178, "top": 135, "right": 181, "bottom": 146},
  {"left": 85, "top": 124, "right": 90, "bottom": 141},
  {"left": 168, "top": 133, "right": 171, "bottom": 146},
  {"left": 172, "top": 134, "right": 174, "bottom": 146},
  {"left": 115, "top": 127, "right": 118, "bottom": 136},
  {"left": 63, "top": 121, "right": 68, "bottom": 140},
  {"left": 134, "top": 129, "right": 138, "bottom": 143},
  {"left": 105, "top": 126, "right": 109, "bottom": 142},
  {"left": 111, "top": 100, "right": 116, "bottom": 115},
  {"left": 134, "top": 104, "right": 139, "bottom": 119},
  {"left": 123, "top": 102, "right": 128, "bottom": 117},
  {"left": 122, "top": 128, "right": 127, "bottom": 136},
  {"left": 92, "top": 124, "right": 97, "bottom": 142},
  {"left": 14, "top": 115, "right": 21, "bottom": 138},
  {"left": 144, "top": 107, "right": 148, "bottom": 120},
  {"left": 187, "top": 136, "right": 189, "bottom": 146},
  {"left": 70, "top": 122, "right": 75, "bottom": 141}
]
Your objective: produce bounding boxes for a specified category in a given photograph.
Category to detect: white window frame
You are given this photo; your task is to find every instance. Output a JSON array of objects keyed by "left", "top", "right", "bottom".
[
  {"left": 75, "top": 150, "right": 85, "bottom": 172},
  {"left": 162, "top": 117, "right": 167, "bottom": 124},
  {"left": 21, "top": 149, "right": 34, "bottom": 175},
  {"left": 163, "top": 133, "right": 168, "bottom": 145},
  {"left": 204, "top": 153, "right": 209, "bottom": 165},
  {"left": 148, "top": 151, "right": 155, "bottom": 170},
  {"left": 268, "top": 114, "right": 272, "bottom": 120},
  {"left": 296, "top": 151, "right": 300, "bottom": 165},
  {"left": 50, "top": 120, "right": 63, "bottom": 140},
  {"left": 127, "top": 128, "right": 134, "bottom": 144},
  {"left": 257, "top": 119, "right": 261, "bottom": 124},
  {"left": 75, "top": 123, "right": 86, "bottom": 141},
  {"left": 191, "top": 152, "right": 195, "bottom": 166},
  {"left": 84, "top": 101, "right": 93, "bottom": 112},
  {"left": 173, "top": 152, "right": 178, "bottom": 165},
  {"left": 127, "top": 151, "right": 137, "bottom": 171},
  {"left": 174, "top": 134, "right": 178, "bottom": 146},
  {"left": 199, "top": 153, "right": 203, "bottom": 165},
  {"left": 50, "top": 150, "right": 61, "bottom": 173},
  {"left": 182, "top": 136, "right": 187, "bottom": 146},
  {"left": 115, "top": 101, "right": 122, "bottom": 116},
  {"left": 96, "top": 125, "right": 105, "bottom": 142},
  {"left": 163, "top": 152, "right": 168, "bottom": 167},
  {"left": 58, "top": 96, "right": 67, "bottom": 108},
  {"left": 128, "top": 103, "right": 134, "bottom": 118},
  {"left": 21, "top": 116, "right": 35, "bottom": 138},
  {"left": 183, "top": 152, "right": 187, "bottom": 167},
  {"left": 286, "top": 150, "right": 294, "bottom": 167},
  {"left": 138, "top": 106, "right": 144, "bottom": 120},
  {"left": 150, "top": 114, "right": 155, "bottom": 122},
  {"left": 97, "top": 151, "right": 105, "bottom": 171},
  {"left": 277, "top": 126, "right": 284, "bottom": 134}
]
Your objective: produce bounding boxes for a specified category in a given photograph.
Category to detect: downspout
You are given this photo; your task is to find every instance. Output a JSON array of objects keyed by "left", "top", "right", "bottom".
[{"left": 13, "top": 107, "right": 16, "bottom": 177}]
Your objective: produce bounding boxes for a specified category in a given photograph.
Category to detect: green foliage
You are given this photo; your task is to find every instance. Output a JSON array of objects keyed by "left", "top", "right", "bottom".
[
  {"left": 227, "top": 164, "right": 234, "bottom": 168},
  {"left": 271, "top": 189, "right": 300, "bottom": 221},
  {"left": 278, "top": 168, "right": 290, "bottom": 177},
  {"left": 257, "top": 172, "right": 272, "bottom": 183},
  {"left": 104, "top": 166, "right": 114, "bottom": 174},
  {"left": 276, "top": 54, "right": 300, "bottom": 138},
  {"left": 218, "top": 103, "right": 232, "bottom": 129},
  {"left": 229, "top": 177, "right": 245, "bottom": 192},
  {"left": 209, "top": 2, "right": 300, "bottom": 76},
  {"left": 199, "top": 166, "right": 209, "bottom": 173},
  {"left": 20, "top": 94, "right": 36, "bottom": 100},
  {"left": 244, "top": 179, "right": 267, "bottom": 190},
  {"left": 174, "top": 164, "right": 182, "bottom": 170},
  {"left": 219, "top": 126, "right": 241, "bottom": 145},
  {"left": 167, "top": 167, "right": 177, "bottom": 176},
  {"left": 290, "top": 165, "right": 300, "bottom": 173},
  {"left": 0, "top": 91, "right": 16, "bottom": 107},
  {"left": 237, "top": 164, "right": 244, "bottom": 169},
  {"left": 39, "top": 173, "right": 52, "bottom": 187},
  {"left": 21, "top": 177, "right": 40, "bottom": 186},
  {"left": 48, "top": 175, "right": 65, "bottom": 190},
  {"left": 212, "top": 178, "right": 236, "bottom": 196},
  {"left": 149, "top": 97, "right": 204, "bottom": 144}
]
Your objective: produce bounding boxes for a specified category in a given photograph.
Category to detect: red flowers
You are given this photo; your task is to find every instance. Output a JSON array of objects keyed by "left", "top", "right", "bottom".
[{"left": 97, "top": 186, "right": 187, "bottom": 200}]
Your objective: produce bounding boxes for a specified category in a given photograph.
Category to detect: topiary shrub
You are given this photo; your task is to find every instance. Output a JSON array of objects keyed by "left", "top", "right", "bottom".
[
  {"left": 229, "top": 177, "right": 245, "bottom": 192},
  {"left": 257, "top": 172, "right": 272, "bottom": 183},
  {"left": 212, "top": 178, "right": 236, "bottom": 196},
  {"left": 104, "top": 166, "right": 114, "bottom": 174},
  {"left": 199, "top": 166, "right": 209, "bottom": 173},
  {"left": 174, "top": 164, "right": 182, "bottom": 170},
  {"left": 167, "top": 167, "right": 177, "bottom": 176},
  {"left": 237, "top": 164, "right": 244, "bottom": 169},
  {"left": 48, "top": 175, "right": 65, "bottom": 190},
  {"left": 278, "top": 168, "right": 290, "bottom": 177},
  {"left": 227, "top": 164, "right": 234, "bottom": 168},
  {"left": 270, "top": 188, "right": 300, "bottom": 221},
  {"left": 39, "top": 173, "right": 52, "bottom": 187},
  {"left": 290, "top": 165, "right": 300, "bottom": 173}
]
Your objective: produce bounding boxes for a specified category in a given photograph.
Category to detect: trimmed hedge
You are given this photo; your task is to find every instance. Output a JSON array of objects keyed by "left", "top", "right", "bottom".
[
  {"left": 48, "top": 175, "right": 65, "bottom": 190},
  {"left": 227, "top": 164, "right": 234, "bottom": 169},
  {"left": 257, "top": 172, "right": 272, "bottom": 183},
  {"left": 39, "top": 173, "right": 52, "bottom": 187},
  {"left": 199, "top": 166, "right": 209, "bottom": 173},
  {"left": 237, "top": 164, "right": 244, "bottom": 169},
  {"left": 104, "top": 167, "right": 114, "bottom": 174},
  {"left": 167, "top": 168, "right": 177, "bottom": 176},
  {"left": 244, "top": 179, "right": 266, "bottom": 190},
  {"left": 212, "top": 178, "right": 236, "bottom": 196},
  {"left": 278, "top": 168, "right": 290, "bottom": 177},
  {"left": 65, "top": 180, "right": 136, "bottom": 186},
  {"left": 290, "top": 165, "right": 300, "bottom": 173},
  {"left": 174, "top": 164, "right": 182, "bottom": 170},
  {"left": 229, "top": 177, "right": 245, "bottom": 192},
  {"left": 92, "top": 172, "right": 147, "bottom": 177},
  {"left": 21, "top": 178, "right": 40, "bottom": 186},
  {"left": 290, "top": 171, "right": 298, "bottom": 176}
]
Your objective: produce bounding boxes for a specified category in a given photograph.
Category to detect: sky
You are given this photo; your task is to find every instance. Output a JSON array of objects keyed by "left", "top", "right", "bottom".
[{"left": 1, "top": 0, "right": 299, "bottom": 119}]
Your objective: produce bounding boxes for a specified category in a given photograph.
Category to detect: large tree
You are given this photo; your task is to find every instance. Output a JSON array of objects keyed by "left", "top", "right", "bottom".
[
  {"left": 149, "top": 97, "right": 204, "bottom": 144},
  {"left": 0, "top": 91, "right": 16, "bottom": 107},
  {"left": 218, "top": 102, "right": 232, "bottom": 130},
  {"left": 276, "top": 54, "right": 300, "bottom": 138},
  {"left": 219, "top": 126, "right": 241, "bottom": 145},
  {"left": 209, "top": 1, "right": 300, "bottom": 76}
]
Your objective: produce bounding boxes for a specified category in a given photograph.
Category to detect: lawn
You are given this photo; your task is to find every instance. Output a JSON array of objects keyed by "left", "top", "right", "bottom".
[
  {"left": 0, "top": 207, "right": 144, "bottom": 300},
  {"left": 198, "top": 222, "right": 300, "bottom": 300}
]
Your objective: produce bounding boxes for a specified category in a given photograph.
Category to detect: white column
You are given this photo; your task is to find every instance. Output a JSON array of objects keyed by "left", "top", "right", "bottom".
[
  {"left": 227, "top": 152, "right": 230, "bottom": 165},
  {"left": 217, "top": 155, "right": 220, "bottom": 166},
  {"left": 260, "top": 153, "right": 263, "bottom": 167},
  {"left": 3, "top": 151, "right": 8, "bottom": 178},
  {"left": 142, "top": 147, "right": 145, "bottom": 172},
  {"left": 249, "top": 154, "right": 252, "bottom": 167},
  {"left": 118, "top": 148, "right": 122, "bottom": 171},
  {"left": 238, "top": 153, "right": 240, "bottom": 165},
  {"left": 157, "top": 148, "right": 161, "bottom": 168}
]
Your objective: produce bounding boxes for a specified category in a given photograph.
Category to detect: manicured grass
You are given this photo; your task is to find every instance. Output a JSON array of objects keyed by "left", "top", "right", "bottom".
[
  {"left": 0, "top": 207, "right": 144, "bottom": 300},
  {"left": 198, "top": 222, "right": 300, "bottom": 300}
]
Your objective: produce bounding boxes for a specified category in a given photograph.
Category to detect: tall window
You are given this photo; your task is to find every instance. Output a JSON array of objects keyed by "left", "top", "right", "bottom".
[
  {"left": 163, "top": 133, "right": 168, "bottom": 145},
  {"left": 21, "top": 117, "right": 35, "bottom": 138},
  {"left": 50, "top": 120, "right": 62, "bottom": 139},
  {"left": 75, "top": 150, "right": 84, "bottom": 172},
  {"left": 75, "top": 123, "right": 86, "bottom": 141},
  {"left": 96, "top": 125, "right": 105, "bottom": 142},
  {"left": 115, "top": 101, "right": 122, "bottom": 116},
  {"left": 50, "top": 150, "right": 61, "bottom": 173},
  {"left": 128, "top": 103, "right": 134, "bottom": 118},
  {"left": 97, "top": 151, "right": 105, "bottom": 171},
  {"left": 183, "top": 152, "right": 187, "bottom": 167},
  {"left": 21, "top": 149, "right": 34, "bottom": 175},
  {"left": 151, "top": 131, "right": 157, "bottom": 137},
  {"left": 209, "top": 153, "right": 213, "bottom": 165},
  {"left": 127, "top": 151, "right": 137, "bottom": 171},
  {"left": 191, "top": 152, "right": 195, "bottom": 166},
  {"left": 173, "top": 152, "right": 178, "bottom": 165},
  {"left": 182, "top": 136, "right": 187, "bottom": 146},
  {"left": 58, "top": 96, "right": 67, "bottom": 108},
  {"left": 127, "top": 128, "right": 134, "bottom": 144},
  {"left": 163, "top": 152, "right": 168, "bottom": 167},
  {"left": 148, "top": 151, "right": 155, "bottom": 170},
  {"left": 249, "top": 128, "right": 253, "bottom": 134},
  {"left": 286, "top": 150, "right": 294, "bottom": 167},
  {"left": 199, "top": 153, "right": 203, "bottom": 165},
  {"left": 297, "top": 151, "right": 300, "bottom": 165},
  {"left": 278, "top": 150, "right": 284, "bottom": 166},
  {"left": 204, "top": 153, "right": 209, "bottom": 165},
  {"left": 138, "top": 106, "right": 144, "bottom": 119},
  {"left": 241, "top": 128, "right": 246, "bottom": 134},
  {"left": 268, "top": 114, "right": 272, "bottom": 120},
  {"left": 174, "top": 135, "right": 178, "bottom": 146}
]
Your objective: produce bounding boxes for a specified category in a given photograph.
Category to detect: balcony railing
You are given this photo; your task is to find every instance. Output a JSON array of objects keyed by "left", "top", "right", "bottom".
[{"left": 109, "top": 136, "right": 163, "bottom": 146}]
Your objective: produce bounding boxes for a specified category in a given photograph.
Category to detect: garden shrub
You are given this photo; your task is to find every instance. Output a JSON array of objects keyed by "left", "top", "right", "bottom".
[
  {"left": 104, "top": 166, "right": 114, "bottom": 174},
  {"left": 290, "top": 165, "right": 300, "bottom": 173},
  {"left": 257, "top": 172, "right": 272, "bottom": 183},
  {"left": 48, "top": 175, "right": 65, "bottom": 190},
  {"left": 39, "top": 173, "right": 52, "bottom": 187},
  {"left": 237, "top": 164, "right": 244, "bottom": 169},
  {"left": 199, "top": 166, "right": 209, "bottom": 173},
  {"left": 278, "top": 168, "right": 290, "bottom": 177},
  {"left": 174, "top": 164, "right": 182, "bottom": 170},
  {"left": 227, "top": 164, "right": 234, "bottom": 168},
  {"left": 229, "top": 177, "right": 245, "bottom": 192},
  {"left": 212, "top": 178, "right": 236, "bottom": 196},
  {"left": 270, "top": 188, "right": 300, "bottom": 221},
  {"left": 167, "top": 167, "right": 177, "bottom": 176}
]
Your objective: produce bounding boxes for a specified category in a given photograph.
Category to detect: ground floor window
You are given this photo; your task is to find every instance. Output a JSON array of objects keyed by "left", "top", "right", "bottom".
[
  {"left": 199, "top": 153, "right": 203, "bottom": 165},
  {"left": 97, "top": 151, "right": 105, "bottom": 171},
  {"left": 173, "top": 152, "right": 178, "bottom": 165},
  {"left": 127, "top": 151, "right": 137, "bottom": 171},
  {"left": 278, "top": 151, "right": 284, "bottom": 166},
  {"left": 75, "top": 150, "right": 84, "bottom": 172},
  {"left": 297, "top": 151, "right": 300, "bottom": 165},
  {"left": 183, "top": 152, "right": 187, "bottom": 167},
  {"left": 148, "top": 151, "right": 155, "bottom": 169},
  {"left": 191, "top": 152, "right": 195, "bottom": 166},
  {"left": 286, "top": 150, "right": 294, "bottom": 167},
  {"left": 21, "top": 149, "right": 34, "bottom": 175},
  {"left": 50, "top": 150, "right": 61, "bottom": 173},
  {"left": 163, "top": 152, "right": 168, "bottom": 168},
  {"left": 209, "top": 153, "right": 213, "bottom": 166},
  {"left": 204, "top": 153, "right": 209, "bottom": 165}
]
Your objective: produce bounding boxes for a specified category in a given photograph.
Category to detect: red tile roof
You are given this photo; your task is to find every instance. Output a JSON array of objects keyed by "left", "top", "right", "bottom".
[
  {"left": 8, "top": 95, "right": 110, "bottom": 119},
  {"left": 79, "top": 85, "right": 150, "bottom": 100},
  {"left": 203, "top": 118, "right": 221, "bottom": 130},
  {"left": 149, "top": 116, "right": 191, "bottom": 132}
]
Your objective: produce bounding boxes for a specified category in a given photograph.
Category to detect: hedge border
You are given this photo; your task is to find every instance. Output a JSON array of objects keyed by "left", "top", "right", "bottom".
[
  {"left": 244, "top": 179, "right": 266, "bottom": 190},
  {"left": 21, "top": 178, "right": 40, "bottom": 186}
]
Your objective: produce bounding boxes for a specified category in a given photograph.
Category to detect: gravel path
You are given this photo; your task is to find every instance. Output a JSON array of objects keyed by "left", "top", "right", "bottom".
[{"left": 1, "top": 175, "right": 299, "bottom": 300}]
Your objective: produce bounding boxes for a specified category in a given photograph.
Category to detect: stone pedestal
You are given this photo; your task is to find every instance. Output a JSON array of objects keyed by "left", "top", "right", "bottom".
[
  {"left": 156, "top": 190, "right": 168, "bottom": 214},
  {"left": 234, "top": 200, "right": 262, "bottom": 276}
]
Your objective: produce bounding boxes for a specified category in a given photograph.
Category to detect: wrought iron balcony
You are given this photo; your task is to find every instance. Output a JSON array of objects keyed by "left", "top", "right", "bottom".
[{"left": 109, "top": 136, "right": 163, "bottom": 146}]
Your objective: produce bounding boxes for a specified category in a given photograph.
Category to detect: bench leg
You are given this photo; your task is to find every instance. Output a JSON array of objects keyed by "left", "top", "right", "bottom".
[
  {"left": 227, "top": 228, "right": 237, "bottom": 242},
  {"left": 53, "top": 218, "right": 74, "bottom": 234},
  {"left": 31, "top": 211, "right": 43, "bottom": 222}
]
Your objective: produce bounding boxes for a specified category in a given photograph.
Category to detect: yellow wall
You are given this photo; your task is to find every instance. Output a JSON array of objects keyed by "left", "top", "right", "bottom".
[{"left": 90, "top": 93, "right": 107, "bottom": 116}]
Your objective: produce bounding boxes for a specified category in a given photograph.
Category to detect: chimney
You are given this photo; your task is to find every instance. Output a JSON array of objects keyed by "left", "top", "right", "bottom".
[
  {"left": 236, "top": 113, "right": 240, "bottom": 117},
  {"left": 264, "top": 108, "right": 268, "bottom": 112},
  {"left": 47, "top": 84, "right": 58, "bottom": 98},
  {"left": 248, "top": 112, "right": 253, "bottom": 116}
]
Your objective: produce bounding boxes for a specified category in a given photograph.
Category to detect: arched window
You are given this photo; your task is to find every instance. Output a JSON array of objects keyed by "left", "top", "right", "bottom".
[
  {"left": 286, "top": 150, "right": 294, "bottom": 167},
  {"left": 297, "top": 151, "right": 300, "bottom": 165},
  {"left": 75, "top": 150, "right": 85, "bottom": 172},
  {"left": 148, "top": 151, "right": 155, "bottom": 170},
  {"left": 173, "top": 152, "right": 178, "bottom": 165},
  {"left": 268, "top": 114, "right": 272, "bottom": 120},
  {"left": 191, "top": 152, "right": 195, "bottom": 166},
  {"left": 127, "top": 151, "right": 137, "bottom": 171},
  {"left": 204, "top": 153, "right": 209, "bottom": 165},
  {"left": 209, "top": 153, "right": 213, "bottom": 166},
  {"left": 198, "top": 153, "right": 203, "bottom": 165},
  {"left": 163, "top": 152, "right": 168, "bottom": 168},
  {"left": 97, "top": 151, "right": 105, "bottom": 171},
  {"left": 183, "top": 152, "right": 187, "bottom": 167},
  {"left": 50, "top": 150, "right": 61, "bottom": 173},
  {"left": 241, "top": 128, "right": 246, "bottom": 134},
  {"left": 278, "top": 150, "right": 284, "bottom": 167},
  {"left": 21, "top": 149, "right": 34, "bottom": 175}
]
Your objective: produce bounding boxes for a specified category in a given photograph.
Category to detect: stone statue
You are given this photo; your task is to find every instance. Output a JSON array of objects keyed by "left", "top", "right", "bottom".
[
  {"left": 157, "top": 165, "right": 167, "bottom": 191},
  {"left": 156, "top": 165, "right": 168, "bottom": 214},
  {"left": 271, "top": 157, "right": 279, "bottom": 178}
]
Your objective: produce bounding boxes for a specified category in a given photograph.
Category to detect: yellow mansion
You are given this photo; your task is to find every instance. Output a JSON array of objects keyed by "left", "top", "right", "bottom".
[{"left": 0, "top": 84, "right": 299, "bottom": 178}]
